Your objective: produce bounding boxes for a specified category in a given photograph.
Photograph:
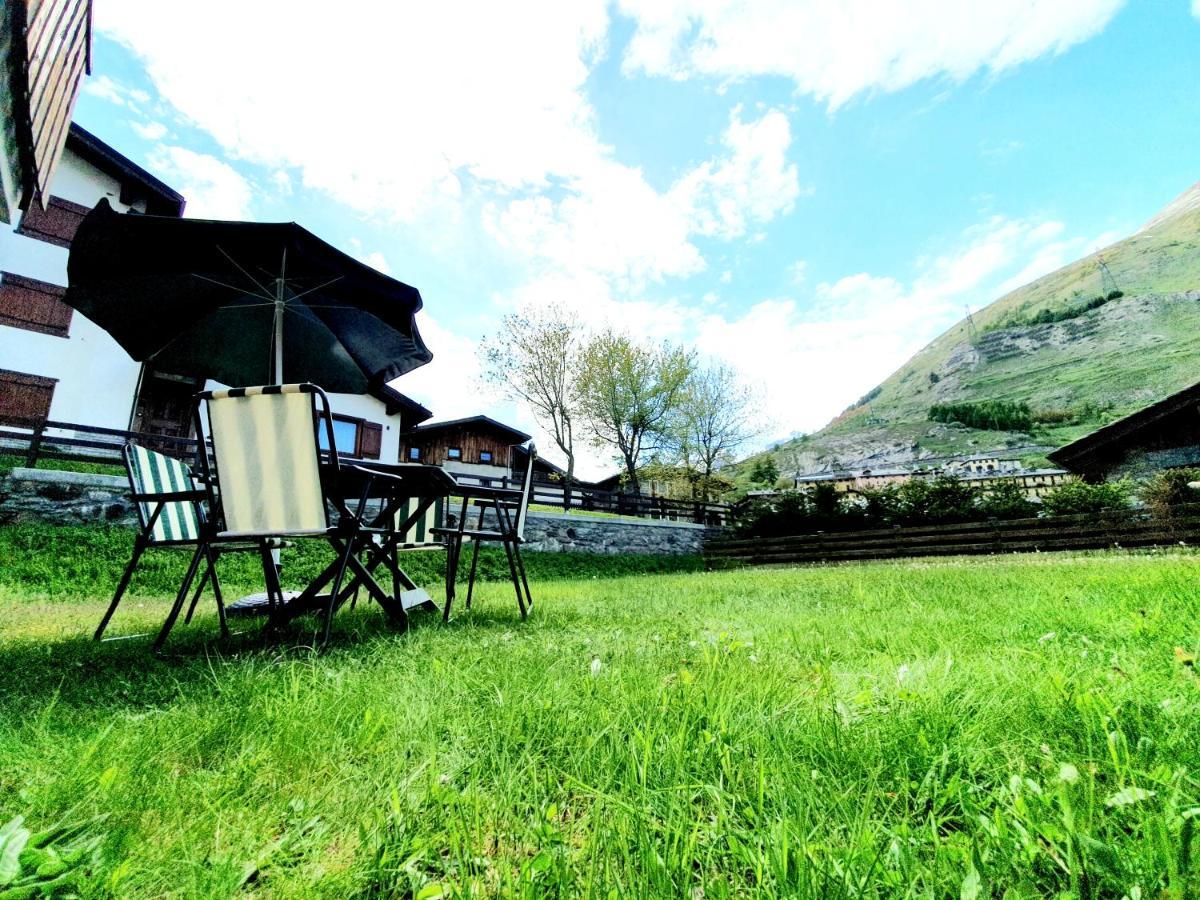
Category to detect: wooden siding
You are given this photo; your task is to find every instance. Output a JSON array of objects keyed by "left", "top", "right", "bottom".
[
  {"left": 0, "top": 271, "right": 72, "bottom": 336},
  {"left": 19, "top": 0, "right": 92, "bottom": 208},
  {"left": 403, "top": 424, "right": 514, "bottom": 468},
  {"left": 0, "top": 368, "right": 57, "bottom": 425},
  {"left": 15, "top": 193, "right": 88, "bottom": 246}
]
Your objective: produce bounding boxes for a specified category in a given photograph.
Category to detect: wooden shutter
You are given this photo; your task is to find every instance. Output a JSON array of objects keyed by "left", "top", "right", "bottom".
[
  {"left": 16, "top": 196, "right": 90, "bottom": 247},
  {"left": 360, "top": 422, "right": 383, "bottom": 459},
  {"left": 0, "top": 369, "right": 57, "bottom": 426},
  {"left": 0, "top": 272, "right": 73, "bottom": 336}
]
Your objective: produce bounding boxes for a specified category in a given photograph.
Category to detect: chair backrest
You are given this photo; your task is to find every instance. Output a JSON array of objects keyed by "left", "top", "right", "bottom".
[
  {"left": 514, "top": 444, "right": 536, "bottom": 541},
  {"left": 392, "top": 496, "right": 445, "bottom": 548},
  {"left": 199, "top": 384, "right": 330, "bottom": 536},
  {"left": 123, "top": 443, "right": 201, "bottom": 544}
]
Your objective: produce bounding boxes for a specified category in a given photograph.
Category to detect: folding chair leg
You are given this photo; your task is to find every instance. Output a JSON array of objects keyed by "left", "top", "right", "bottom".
[
  {"left": 322, "top": 537, "right": 357, "bottom": 648},
  {"left": 442, "top": 534, "right": 461, "bottom": 623},
  {"left": 183, "top": 562, "right": 211, "bottom": 625},
  {"left": 465, "top": 538, "right": 481, "bottom": 610},
  {"left": 205, "top": 544, "right": 230, "bottom": 640},
  {"left": 502, "top": 538, "right": 527, "bottom": 619},
  {"left": 94, "top": 538, "right": 146, "bottom": 640},
  {"left": 512, "top": 542, "right": 533, "bottom": 612},
  {"left": 153, "top": 543, "right": 206, "bottom": 653}
]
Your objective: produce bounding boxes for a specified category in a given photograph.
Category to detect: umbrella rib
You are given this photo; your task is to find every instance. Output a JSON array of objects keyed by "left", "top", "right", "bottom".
[
  {"left": 284, "top": 275, "right": 345, "bottom": 303},
  {"left": 217, "top": 246, "right": 279, "bottom": 300},
  {"left": 193, "top": 273, "right": 277, "bottom": 303}
]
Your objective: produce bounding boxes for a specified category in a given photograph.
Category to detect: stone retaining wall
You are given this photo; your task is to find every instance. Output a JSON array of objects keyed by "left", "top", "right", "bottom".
[
  {"left": 0, "top": 468, "right": 137, "bottom": 526},
  {"left": 0, "top": 467, "right": 716, "bottom": 555}
]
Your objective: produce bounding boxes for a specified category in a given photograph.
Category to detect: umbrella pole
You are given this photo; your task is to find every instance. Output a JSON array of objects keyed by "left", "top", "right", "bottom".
[
  {"left": 271, "top": 249, "right": 287, "bottom": 573},
  {"left": 272, "top": 247, "right": 287, "bottom": 385}
]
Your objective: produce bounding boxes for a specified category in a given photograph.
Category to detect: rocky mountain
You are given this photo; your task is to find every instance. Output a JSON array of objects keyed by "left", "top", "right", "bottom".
[{"left": 763, "top": 181, "right": 1200, "bottom": 476}]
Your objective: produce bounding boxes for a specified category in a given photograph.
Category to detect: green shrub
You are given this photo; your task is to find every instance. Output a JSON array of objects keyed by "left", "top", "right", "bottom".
[
  {"left": 929, "top": 400, "right": 1033, "bottom": 432},
  {"left": 1140, "top": 467, "right": 1200, "bottom": 516},
  {"left": 1041, "top": 479, "right": 1133, "bottom": 517},
  {"left": 976, "top": 479, "right": 1038, "bottom": 520}
]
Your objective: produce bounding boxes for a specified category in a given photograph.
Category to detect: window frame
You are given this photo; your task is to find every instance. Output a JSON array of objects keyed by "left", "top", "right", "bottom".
[
  {"left": 479, "top": 450, "right": 493, "bottom": 463},
  {"left": 408, "top": 446, "right": 421, "bottom": 461},
  {"left": 446, "top": 447, "right": 462, "bottom": 460}
]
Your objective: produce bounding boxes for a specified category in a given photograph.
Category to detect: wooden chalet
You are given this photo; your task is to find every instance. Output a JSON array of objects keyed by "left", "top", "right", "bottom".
[
  {"left": 1049, "top": 380, "right": 1200, "bottom": 482},
  {"left": 402, "top": 415, "right": 531, "bottom": 480}
]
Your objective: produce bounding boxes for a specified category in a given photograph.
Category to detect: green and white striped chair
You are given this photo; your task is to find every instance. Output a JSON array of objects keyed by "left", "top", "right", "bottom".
[{"left": 94, "top": 443, "right": 227, "bottom": 641}]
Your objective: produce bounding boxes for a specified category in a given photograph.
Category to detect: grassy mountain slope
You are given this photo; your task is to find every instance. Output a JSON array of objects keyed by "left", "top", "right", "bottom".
[{"left": 767, "top": 182, "right": 1200, "bottom": 475}]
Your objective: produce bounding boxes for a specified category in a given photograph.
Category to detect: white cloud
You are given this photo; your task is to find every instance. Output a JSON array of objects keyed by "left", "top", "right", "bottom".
[
  {"left": 130, "top": 120, "right": 167, "bottom": 141},
  {"left": 669, "top": 106, "right": 802, "bottom": 240},
  {"left": 618, "top": 0, "right": 1124, "bottom": 108},
  {"left": 146, "top": 146, "right": 253, "bottom": 219},
  {"left": 485, "top": 105, "right": 799, "bottom": 287},
  {"left": 97, "top": 1, "right": 610, "bottom": 221},
  {"left": 83, "top": 74, "right": 151, "bottom": 108},
  {"left": 788, "top": 260, "right": 808, "bottom": 285}
]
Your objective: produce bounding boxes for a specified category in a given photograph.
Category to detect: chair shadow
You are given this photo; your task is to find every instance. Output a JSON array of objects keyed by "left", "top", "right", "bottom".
[{"left": 0, "top": 593, "right": 554, "bottom": 717}]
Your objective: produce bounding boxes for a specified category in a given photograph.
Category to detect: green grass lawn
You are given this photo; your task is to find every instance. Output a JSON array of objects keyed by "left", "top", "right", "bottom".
[{"left": 2, "top": 542, "right": 1199, "bottom": 897}]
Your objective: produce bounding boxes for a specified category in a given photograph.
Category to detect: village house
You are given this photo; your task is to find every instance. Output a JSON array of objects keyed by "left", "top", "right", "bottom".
[
  {"left": 790, "top": 453, "right": 1071, "bottom": 499},
  {"left": 0, "top": 123, "right": 432, "bottom": 462},
  {"left": 402, "top": 415, "right": 531, "bottom": 483}
]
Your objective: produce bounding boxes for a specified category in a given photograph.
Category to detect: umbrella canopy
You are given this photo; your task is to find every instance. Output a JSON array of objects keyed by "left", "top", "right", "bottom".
[{"left": 64, "top": 200, "right": 432, "bottom": 393}]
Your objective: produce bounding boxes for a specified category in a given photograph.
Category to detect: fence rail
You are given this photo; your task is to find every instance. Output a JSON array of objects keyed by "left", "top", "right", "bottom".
[
  {"left": 1, "top": 418, "right": 732, "bottom": 525},
  {"left": 706, "top": 504, "right": 1200, "bottom": 565},
  {"left": 0, "top": 417, "right": 204, "bottom": 468}
]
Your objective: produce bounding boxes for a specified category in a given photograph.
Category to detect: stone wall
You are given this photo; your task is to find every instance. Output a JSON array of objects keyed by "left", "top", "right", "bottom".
[
  {"left": 0, "top": 467, "right": 717, "bottom": 555},
  {"left": 518, "top": 511, "right": 715, "bottom": 555},
  {"left": 0, "top": 468, "right": 137, "bottom": 526}
]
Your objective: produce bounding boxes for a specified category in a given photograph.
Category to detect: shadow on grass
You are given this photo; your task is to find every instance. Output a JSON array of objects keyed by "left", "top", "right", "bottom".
[{"left": 0, "top": 595, "right": 546, "bottom": 719}]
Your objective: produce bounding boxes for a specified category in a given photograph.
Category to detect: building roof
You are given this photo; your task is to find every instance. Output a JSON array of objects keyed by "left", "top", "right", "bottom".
[
  {"left": 407, "top": 414, "right": 531, "bottom": 443},
  {"left": 1048, "top": 379, "right": 1200, "bottom": 472},
  {"left": 369, "top": 383, "right": 433, "bottom": 424},
  {"left": 66, "top": 124, "right": 186, "bottom": 217}
]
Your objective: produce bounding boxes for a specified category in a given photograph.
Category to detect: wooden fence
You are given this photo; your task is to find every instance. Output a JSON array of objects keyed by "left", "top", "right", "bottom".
[
  {"left": 706, "top": 504, "right": 1200, "bottom": 566},
  {"left": 1, "top": 418, "right": 731, "bottom": 525}
]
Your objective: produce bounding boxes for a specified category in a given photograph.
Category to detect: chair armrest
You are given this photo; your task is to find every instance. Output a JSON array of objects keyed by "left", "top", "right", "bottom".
[
  {"left": 132, "top": 489, "right": 208, "bottom": 503},
  {"left": 345, "top": 463, "right": 407, "bottom": 483},
  {"left": 454, "top": 483, "right": 524, "bottom": 500}
]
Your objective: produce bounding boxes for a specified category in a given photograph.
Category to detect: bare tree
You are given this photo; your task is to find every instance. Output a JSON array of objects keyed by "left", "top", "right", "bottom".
[
  {"left": 479, "top": 305, "right": 583, "bottom": 506},
  {"left": 674, "top": 362, "right": 762, "bottom": 501},
  {"left": 577, "top": 330, "right": 695, "bottom": 496}
]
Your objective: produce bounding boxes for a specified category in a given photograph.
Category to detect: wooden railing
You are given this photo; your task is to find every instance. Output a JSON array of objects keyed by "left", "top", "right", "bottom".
[
  {"left": 0, "top": 417, "right": 204, "bottom": 468},
  {"left": 443, "top": 473, "right": 731, "bottom": 526},
  {"left": 706, "top": 504, "right": 1200, "bottom": 566}
]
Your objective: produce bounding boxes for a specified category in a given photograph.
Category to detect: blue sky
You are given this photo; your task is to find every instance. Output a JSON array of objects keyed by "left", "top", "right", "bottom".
[{"left": 76, "top": 1, "right": 1200, "bottom": 476}]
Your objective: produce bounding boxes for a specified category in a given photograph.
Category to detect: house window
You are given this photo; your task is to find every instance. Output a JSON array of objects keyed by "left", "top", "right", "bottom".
[
  {"left": 447, "top": 447, "right": 462, "bottom": 460},
  {"left": 317, "top": 415, "right": 383, "bottom": 459},
  {"left": 479, "top": 450, "right": 493, "bottom": 463},
  {"left": 0, "top": 369, "right": 57, "bottom": 426},
  {"left": 408, "top": 446, "right": 421, "bottom": 461},
  {"left": 0, "top": 272, "right": 73, "bottom": 337},
  {"left": 16, "top": 196, "right": 91, "bottom": 248}
]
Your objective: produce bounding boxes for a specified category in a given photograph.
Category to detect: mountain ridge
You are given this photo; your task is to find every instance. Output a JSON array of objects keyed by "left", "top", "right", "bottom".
[{"left": 758, "top": 181, "right": 1200, "bottom": 477}]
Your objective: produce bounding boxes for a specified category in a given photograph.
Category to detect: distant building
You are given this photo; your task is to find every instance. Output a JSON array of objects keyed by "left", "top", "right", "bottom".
[
  {"left": 790, "top": 452, "right": 1070, "bottom": 499},
  {"left": 1049, "top": 380, "right": 1200, "bottom": 482},
  {"left": 402, "top": 415, "right": 531, "bottom": 482}
]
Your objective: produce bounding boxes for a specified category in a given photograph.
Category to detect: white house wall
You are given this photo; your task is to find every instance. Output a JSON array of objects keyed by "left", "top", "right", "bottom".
[{"left": 0, "top": 151, "right": 146, "bottom": 430}]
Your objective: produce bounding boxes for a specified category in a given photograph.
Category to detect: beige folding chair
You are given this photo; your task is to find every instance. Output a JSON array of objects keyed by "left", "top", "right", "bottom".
[{"left": 153, "top": 383, "right": 400, "bottom": 651}]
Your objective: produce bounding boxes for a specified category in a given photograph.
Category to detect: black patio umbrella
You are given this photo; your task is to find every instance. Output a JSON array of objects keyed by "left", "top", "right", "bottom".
[{"left": 64, "top": 199, "right": 432, "bottom": 392}]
